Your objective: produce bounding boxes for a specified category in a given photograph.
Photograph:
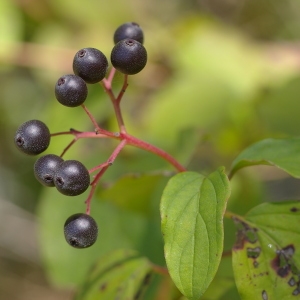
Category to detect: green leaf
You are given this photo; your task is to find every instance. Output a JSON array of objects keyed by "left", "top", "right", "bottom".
[
  {"left": 75, "top": 249, "right": 153, "bottom": 300},
  {"left": 201, "top": 256, "right": 239, "bottom": 300},
  {"left": 160, "top": 167, "right": 231, "bottom": 300},
  {"left": 232, "top": 201, "right": 300, "bottom": 299},
  {"left": 229, "top": 137, "right": 300, "bottom": 178}
]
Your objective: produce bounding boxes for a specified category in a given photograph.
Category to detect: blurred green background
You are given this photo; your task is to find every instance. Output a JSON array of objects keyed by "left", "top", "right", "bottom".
[{"left": 1, "top": 0, "right": 300, "bottom": 299}]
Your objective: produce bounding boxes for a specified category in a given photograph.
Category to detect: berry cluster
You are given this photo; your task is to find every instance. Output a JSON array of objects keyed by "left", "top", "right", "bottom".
[
  {"left": 14, "top": 23, "right": 184, "bottom": 249},
  {"left": 14, "top": 22, "right": 147, "bottom": 249}
]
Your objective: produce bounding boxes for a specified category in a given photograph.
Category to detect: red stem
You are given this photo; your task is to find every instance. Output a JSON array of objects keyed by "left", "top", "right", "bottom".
[
  {"left": 60, "top": 138, "right": 76, "bottom": 157},
  {"left": 81, "top": 104, "right": 116, "bottom": 137},
  {"left": 116, "top": 74, "right": 128, "bottom": 105},
  {"left": 51, "top": 70, "right": 187, "bottom": 214},
  {"left": 85, "top": 139, "right": 127, "bottom": 214},
  {"left": 89, "top": 139, "right": 127, "bottom": 174},
  {"left": 101, "top": 73, "right": 128, "bottom": 133},
  {"left": 85, "top": 167, "right": 108, "bottom": 215},
  {"left": 151, "top": 263, "right": 169, "bottom": 276},
  {"left": 123, "top": 133, "right": 186, "bottom": 172}
]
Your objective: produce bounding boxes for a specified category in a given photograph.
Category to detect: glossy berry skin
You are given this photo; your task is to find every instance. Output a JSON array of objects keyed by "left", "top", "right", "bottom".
[
  {"left": 14, "top": 120, "right": 50, "bottom": 155},
  {"left": 55, "top": 74, "right": 88, "bottom": 107},
  {"left": 114, "top": 22, "right": 144, "bottom": 44},
  {"left": 73, "top": 48, "right": 108, "bottom": 84},
  {"left": 34, "top": 154, "right": 64, "bottom": 187},
  {"left": 111, "top": 39, "right": 147, "bottom": 75},
  {"left": 54, "top": 160, "right": 90, "bottom": 196},
  {"left": 64, "top": 213, "right": 98, "bottom": 249}
]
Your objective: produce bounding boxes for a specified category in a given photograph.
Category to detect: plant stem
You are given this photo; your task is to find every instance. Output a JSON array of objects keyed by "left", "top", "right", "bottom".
[
  {"left": 85, "top": 139, "right": 128, "bottom": 214},
  {"left": 81, "top": 104, "right": 116, "bottom": 137},
  {"left": 60, "top": 138, "right": 76, "bottom": 157},
  {"left": 222, "top": 249, "right": 232, "bottom": 257},
  {"left": 224, "top": 210, "right": 243, "bottom": 220},
  {"left": 101, "top": 71, "right": 128, "bottom": 133},
  {"left": 151, "top": 263, "right": 169, "bottom": 276},
  {"left": 85, "top": 167, "right": 108, "bottom": 215},
  {"left": 123, "top": 133, "right": 187, "bottom": 172},
  {"left": 51, "top": 70, "right": 187, "bottom": 213},
  {"left": 50, "top": 129, "right": 110, "bottom": 157},
  {"left": 89, "top": 139, "right": 127, "bottom": 175},
  {"left": 51, "top": 128, "right": 185, "bottom": 172}
]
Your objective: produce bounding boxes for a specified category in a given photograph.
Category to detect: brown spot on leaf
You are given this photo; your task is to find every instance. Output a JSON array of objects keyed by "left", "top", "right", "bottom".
[
  {"left": 247, "top": 247, "right": 261, "bottom": 259},
  {"left": 288, "top": 277, "right": 296, "bottom": 287},
  {"left": 293, "top": 288, "right": 300, "bottom": 296},
  {"left": 233, "top": 217, "right": 258, "bottom": 250},
  {"left": 253, "top": 272, "right": 268, "bottom": 278},
  {"left": 253, "top": 261, "right": 259, "bottom": 268},
  {"left": 283, "top": 245, "right": 295, "bottom": 257},
  {"left": 271, "top": 245, "right": 296, "bottom": 278},
  {"left": 99, "top": 282, "right": 107, "bottom": 291}
]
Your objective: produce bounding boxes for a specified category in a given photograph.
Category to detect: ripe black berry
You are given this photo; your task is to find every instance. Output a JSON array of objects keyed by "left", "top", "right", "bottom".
[
  {"left": 54, "top": 160, "right": 90, "bottom": 196},
  {"left": 64, "top": 213, "right": 98, "bottom": 248},
  {"left": 111, "top": 39, "right": 147, "bottom": 75},
  {"left": 14, "top": 120, "right": 51, "bottom": 155},
  {"left": 73, "top": 48, "right": 108, "bottom": 84},
  {"left": 114, "top": 22, "right": 144, "bottom": 45},
  {"left": 55, "top": 74, "right": 88, "bottom": 107},
  {"left": 34, "top": 154, "right": 64, "bottom": 187}
]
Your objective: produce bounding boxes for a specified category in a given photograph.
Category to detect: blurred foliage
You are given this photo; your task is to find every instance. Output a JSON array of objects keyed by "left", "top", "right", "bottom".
[{"left": 2, "top": 0, "right": 300, "bottom": 299}]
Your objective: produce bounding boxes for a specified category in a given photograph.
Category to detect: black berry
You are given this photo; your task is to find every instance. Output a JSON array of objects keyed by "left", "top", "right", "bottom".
[
  {"left": 34, "top": 154, "right": 64, "bottom": 187},
  {"left": 55, "top": 74, "right": 88, "bottom": 107},
  {"left": 111, "top": 39, "right": 147, "bottom": 75},
  {"left": 114, "top": 22, "right": 144, "bottom": 45},
  {"left": 14, "top": 120, "right": 51, "bottom": 155},
  {"left": 54, "top": 160, "right": 90, "bottom": 196},
  {"left": 64, "top": 213, "right": 98, "bottom": 248},
  {"left": 73, "top": 48, "right": 108, "bottom": 84}
]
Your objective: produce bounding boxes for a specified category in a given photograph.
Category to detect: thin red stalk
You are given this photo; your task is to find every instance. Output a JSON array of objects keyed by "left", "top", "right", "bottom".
[
  {"left": 89, "top": 162, "right": 110, "bottom": 174},
  {"left": 222, "top": 250, "right": 232, "bottom": 258},
  {"left": 224, "top": 210, "right": 243, "bottom": 220},
  {"left": 101, "top": 78, "right": 116, "bottom": 101},
  {"left": 75, "top": 132, "right": 108, "bottom": 139},
  {"left": 151, "top": 264, "right": 169, "bottom": 276},
  {"left": 123, "top": 133, "right": 186, "bottom": 172},
  {"left": 52, "top": 129, "right": 110, "bottom": 157},
  {"left": 85, "top": 140, "right": 128, "bottom": 214},
  {"left": 101, "top": 73, "right": 128, "bottom": 133},
  {"left": 81, "top": 104, "right": 116, "bottom": 137},
  {"left": 104, "top": 67, "right": 117, "bottom": 89},
  {"left": 116, "top": 74, "right": 128, "bottom": 105},
  {"left": 90, "top": 166, "right": 109, "bottom": 189},
  {"left": 111, "top": 98, "right": 127, "bottom": 133},
  {"left": 50, "top": 131, "right": 74, "bottom": 137},
  {"left": 89, "top": 139, "right": 127, "bottom": 178},
  {"left": 107, "top": 139, "right": 127, "bottom": 163},
  {"left": 114, "top": 74, "right": 128, "bottom": 133},
  {"left": 51, "top": 130, "right": 108, "bottom": 139},
  {"left": 85, "top": 166, "right": 108, "bottom": 215},
  {"left": 60, "top": 138, "right": 77, "bottom": 157}
]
